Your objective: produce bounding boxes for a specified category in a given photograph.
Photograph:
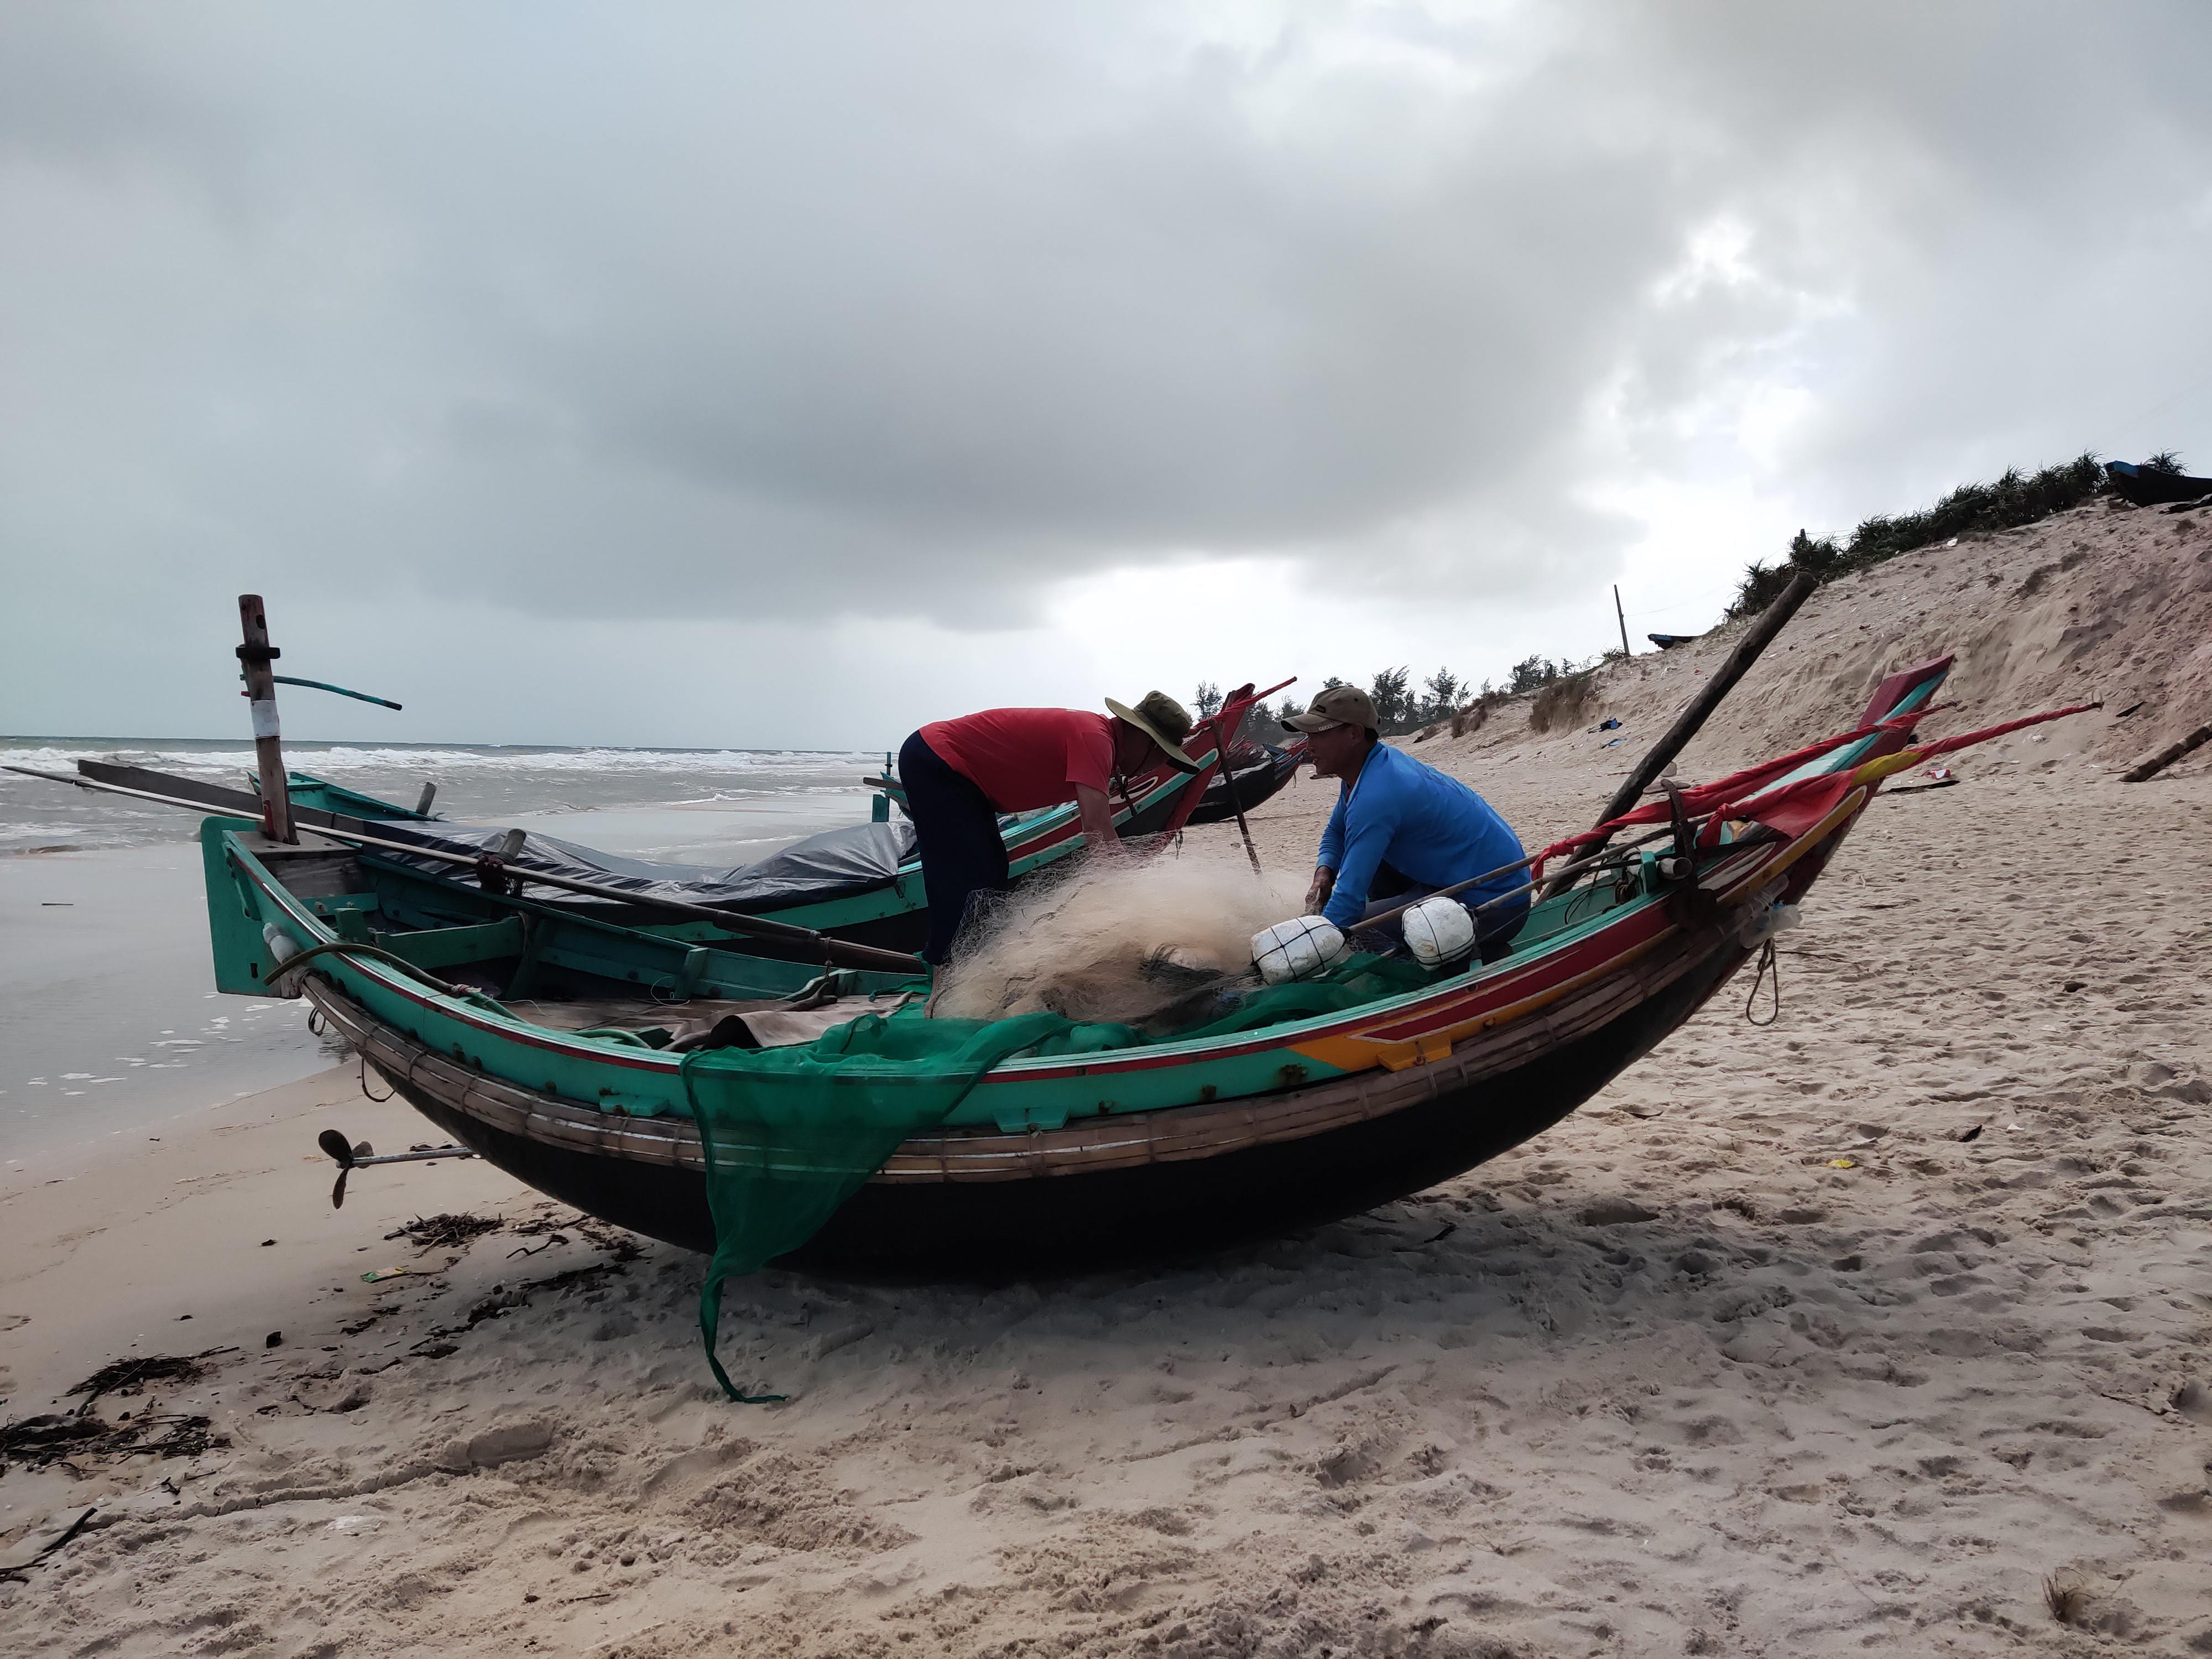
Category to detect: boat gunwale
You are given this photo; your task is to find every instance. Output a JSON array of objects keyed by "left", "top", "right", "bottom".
[{"left": 304, "top": 874, "right": 1780, "bottom": 1183}]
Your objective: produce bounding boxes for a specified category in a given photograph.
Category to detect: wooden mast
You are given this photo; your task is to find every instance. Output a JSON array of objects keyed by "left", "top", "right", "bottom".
[{"left": 236, "top": 594, "right": 296, "bottom": 843}]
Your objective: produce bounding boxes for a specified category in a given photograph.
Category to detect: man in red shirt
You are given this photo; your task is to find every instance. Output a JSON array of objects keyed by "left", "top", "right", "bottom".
[{"left": 899, "top": 692, "right": 1201, "bottom": 963}]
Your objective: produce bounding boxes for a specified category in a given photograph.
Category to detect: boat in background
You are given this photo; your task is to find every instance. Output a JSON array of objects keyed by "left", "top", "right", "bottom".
[
  {"left": 78, "top": 684, "right": 1302, "bottom": 958},
  {"left": 1189, "top": 737, "right": 1306, "bottom": 823},
  {"left": 2106, "top": 458, "right": 2212, "bottom": 507}
]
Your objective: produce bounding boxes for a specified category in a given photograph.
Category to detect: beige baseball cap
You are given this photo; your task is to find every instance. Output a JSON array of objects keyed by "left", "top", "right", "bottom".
[{"left": 1284, "top": 684, "right": 1379, "bottom": 733}]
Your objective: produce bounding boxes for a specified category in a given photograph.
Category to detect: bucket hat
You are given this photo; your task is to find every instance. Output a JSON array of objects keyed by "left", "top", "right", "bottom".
[{"left": 1105, "top": 691, "right": 1203, "bottom": 773}]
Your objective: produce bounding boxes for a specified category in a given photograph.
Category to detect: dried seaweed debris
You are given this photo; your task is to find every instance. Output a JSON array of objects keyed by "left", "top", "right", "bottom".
[
  {"left": 1, "top": 1411, "right": 225, "bottom": 1473},
  {"left": 510, "top": 1208, "right": 643, "bottom": 1262},
  {"left": 65, "top": 1354, "right": 210, "bottom": 1402},
  {"left": 385, "top": 1212, "right": 503, "bottom": 1253}
]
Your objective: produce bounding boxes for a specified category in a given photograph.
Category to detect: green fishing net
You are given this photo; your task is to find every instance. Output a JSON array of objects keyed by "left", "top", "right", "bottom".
[
  {"left": 676, "top": 953, "right": 1438, "bottom": 1400},
  {"left": 1178, "top": 954, "right": 1437, "bottom": 1039},
  {"left": 679, "top": 1006, "right": 1135, "bottom": 1399}
]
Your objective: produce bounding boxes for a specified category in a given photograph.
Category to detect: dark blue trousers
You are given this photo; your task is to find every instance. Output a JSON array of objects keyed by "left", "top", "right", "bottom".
[{"left": 899, "top": 731, "right": 1011, "bottom": 965}]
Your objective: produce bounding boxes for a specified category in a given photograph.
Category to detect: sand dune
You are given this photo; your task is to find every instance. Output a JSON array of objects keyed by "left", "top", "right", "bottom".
[{"left": 3, "top": 501, "right": 2209, "bottom": 1655}]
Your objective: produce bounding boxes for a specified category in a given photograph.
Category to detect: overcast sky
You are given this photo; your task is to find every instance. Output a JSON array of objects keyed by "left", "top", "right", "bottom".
[{"left": 4, "top": 2, "right": 2208, "bottom": 749}]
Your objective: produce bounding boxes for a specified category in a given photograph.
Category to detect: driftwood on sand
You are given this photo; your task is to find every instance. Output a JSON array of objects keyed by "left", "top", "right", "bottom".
[{"left": 2120, "top": 715, "right": 2212, "bottom": 783}]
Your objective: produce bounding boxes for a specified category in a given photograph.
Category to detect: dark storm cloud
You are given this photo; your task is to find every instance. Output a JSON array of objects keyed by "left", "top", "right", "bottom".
[{"left": 3, "top": 1, "right": 2210, "bottom": 656}]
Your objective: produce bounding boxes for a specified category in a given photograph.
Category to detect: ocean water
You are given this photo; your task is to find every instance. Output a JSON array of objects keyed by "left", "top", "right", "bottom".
[
  {"left": 1, "top": 737, "right": 883, "bottom": 1164},
  {"left": 1, "top": 735, "right": 885, "bottom": 861}
]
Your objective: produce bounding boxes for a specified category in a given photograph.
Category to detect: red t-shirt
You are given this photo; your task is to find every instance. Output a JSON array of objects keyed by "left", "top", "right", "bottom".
[{"left": 920, "top": 708, "right": 1115, "bottom": 812}]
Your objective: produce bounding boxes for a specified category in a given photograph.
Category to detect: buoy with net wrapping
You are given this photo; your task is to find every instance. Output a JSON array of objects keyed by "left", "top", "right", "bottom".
[
  {"left": 1401, "top": 895, "right": 1475, "bottom": 967},
  {"left": 1251, "top": 915, "right": 1348, "bottom": 984}
]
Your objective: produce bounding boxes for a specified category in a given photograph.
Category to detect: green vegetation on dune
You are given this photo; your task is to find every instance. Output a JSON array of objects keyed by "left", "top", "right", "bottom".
[{"left": 1728, "top": 452, "right": 2108, "bottom": 617}]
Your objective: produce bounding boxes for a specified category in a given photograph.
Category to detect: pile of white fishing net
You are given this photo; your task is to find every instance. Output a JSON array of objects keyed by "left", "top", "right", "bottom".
[{"left": 928, "top": 848, "right": 1306, "bottom": 1031}]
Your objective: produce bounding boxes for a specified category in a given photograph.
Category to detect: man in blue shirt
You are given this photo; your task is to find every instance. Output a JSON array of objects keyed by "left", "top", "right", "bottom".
[{"left": 1285, "top": 685, "right": 1530, "bottom": 962}]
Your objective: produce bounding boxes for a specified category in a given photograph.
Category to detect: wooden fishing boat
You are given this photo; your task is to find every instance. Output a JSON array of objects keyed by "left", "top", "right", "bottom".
[
  {"left": 196, "top": 655, "right": 1985, "bottom": 1271},
  {"left": 1163, "top": 736, "right": 1306, "bottom": 826}
]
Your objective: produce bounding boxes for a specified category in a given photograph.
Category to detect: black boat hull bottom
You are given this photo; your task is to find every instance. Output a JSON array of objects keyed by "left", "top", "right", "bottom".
[{"left": 385, "top": 940, "right": 1749, "bottom": 1276}]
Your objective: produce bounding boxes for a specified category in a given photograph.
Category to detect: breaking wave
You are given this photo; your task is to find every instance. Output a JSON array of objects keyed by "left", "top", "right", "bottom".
[{"left": 3, "top": 743, "right": 873, "bottom": 777}]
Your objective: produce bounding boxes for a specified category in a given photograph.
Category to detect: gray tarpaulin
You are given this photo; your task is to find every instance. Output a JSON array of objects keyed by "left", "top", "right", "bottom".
[{"left": 361, "top": 818, "right": 918, "bottom": 914}]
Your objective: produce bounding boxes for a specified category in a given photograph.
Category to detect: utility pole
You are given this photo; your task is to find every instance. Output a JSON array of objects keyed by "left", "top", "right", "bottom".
[
  {"left": 236, "top": 594, "right": 296, "bottom": 843},
  {"left": 1613, "top": 584, "right": 1631, "bottom": 659}
]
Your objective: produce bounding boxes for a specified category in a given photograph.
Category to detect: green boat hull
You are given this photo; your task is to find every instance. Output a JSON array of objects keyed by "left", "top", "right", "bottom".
[{"left": 333, "top": 935, "right": 1746, "bottom": 1269}]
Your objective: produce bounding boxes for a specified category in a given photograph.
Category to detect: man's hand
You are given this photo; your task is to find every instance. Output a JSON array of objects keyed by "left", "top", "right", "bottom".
[
  {"left": 1072, "top": 784, "right": 1123, "bottom": 855},
  {"left": 1305, "top": 866, "right": 1335, "bottom": 914}
]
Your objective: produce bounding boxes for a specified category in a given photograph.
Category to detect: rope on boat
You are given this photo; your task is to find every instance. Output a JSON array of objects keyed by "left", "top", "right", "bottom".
[
  {"left": 262, "top": 938, "right": 511, "bottom": 1019},
  {"left": 1744, "top": 938, "right": 1781, "bottom": 1027},
  {"left": 569, "top": 1026, "right": 658, "bottom": 1048},
  {"left": 358, "top": 1051, "right": 395, "bottom": 1102}
]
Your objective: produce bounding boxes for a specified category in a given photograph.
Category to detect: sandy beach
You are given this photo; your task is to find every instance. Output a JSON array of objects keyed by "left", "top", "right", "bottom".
[{"left": 4, "top": 499, "right": 2210, "bottom": 1655}]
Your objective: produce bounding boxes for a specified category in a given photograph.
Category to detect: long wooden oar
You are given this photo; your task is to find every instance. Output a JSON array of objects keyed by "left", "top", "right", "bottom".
[{"left": 4, "top": 765, "right": 927, "bottom": 975}]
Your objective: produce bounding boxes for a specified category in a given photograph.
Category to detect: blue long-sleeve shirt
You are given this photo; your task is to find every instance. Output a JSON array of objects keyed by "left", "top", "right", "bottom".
[{"left": 1317, "top": 742, "right": 1527, "bottom": 928}]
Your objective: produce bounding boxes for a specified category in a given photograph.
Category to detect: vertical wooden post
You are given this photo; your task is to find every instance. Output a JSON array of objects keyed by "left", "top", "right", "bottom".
[
  {"left": 1614, "top": 585, "right": 1631, "bottom": 658},
  {"left": 236, "top": 594, "right": 296, "bottom": 843},
  {"left": 1224, "top": 743, "right": 1263, "bottom": 877}
]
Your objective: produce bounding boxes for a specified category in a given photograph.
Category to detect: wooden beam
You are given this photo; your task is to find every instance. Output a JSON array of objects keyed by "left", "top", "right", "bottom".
[{"left": 76, "top": 761, "right": 264, "bottom": 817}]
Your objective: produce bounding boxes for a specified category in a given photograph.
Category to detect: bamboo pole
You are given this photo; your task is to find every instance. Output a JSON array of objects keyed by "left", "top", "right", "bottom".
[
  {"left": 1358, "top": 824, "right": 1679, "bottom": 934},
  {"left": 1215, "top": 703, "right": 1264, "bottom": 875}
]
